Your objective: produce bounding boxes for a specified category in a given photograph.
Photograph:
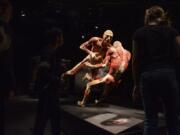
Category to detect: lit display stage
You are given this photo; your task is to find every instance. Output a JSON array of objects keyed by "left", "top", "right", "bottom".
[{"left": 60, "top": 104, "right": 145, "bottom": 135}]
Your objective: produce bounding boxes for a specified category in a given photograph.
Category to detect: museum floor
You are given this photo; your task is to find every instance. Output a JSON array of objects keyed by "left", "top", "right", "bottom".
[{"left": 4, "top": 95, "right": 180, "bottom": 135}]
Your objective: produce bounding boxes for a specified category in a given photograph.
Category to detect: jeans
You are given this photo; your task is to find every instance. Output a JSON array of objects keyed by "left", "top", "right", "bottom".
[
  {"left": 140, "top": 68, "right": 180, "bottom": 135},
  {"left": 33, "top": 86, "right": 61, "bottom": 135}
]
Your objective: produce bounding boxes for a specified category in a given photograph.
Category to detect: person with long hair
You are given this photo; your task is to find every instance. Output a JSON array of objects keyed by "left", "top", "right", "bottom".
[{"left": 132, "top": 5, "right": 180, "bottom": 135}]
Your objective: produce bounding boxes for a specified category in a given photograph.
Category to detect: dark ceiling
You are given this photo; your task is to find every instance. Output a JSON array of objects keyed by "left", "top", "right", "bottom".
[{"left": 9, "top": 0, "right": 180, "bottom": 59}]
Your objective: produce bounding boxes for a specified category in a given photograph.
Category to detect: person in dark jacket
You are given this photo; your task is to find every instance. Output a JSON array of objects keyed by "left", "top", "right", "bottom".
[
  {"left": 33, "top": 27, "right": 63, "bottom": 135},
  {"left": 0, "top": 1, "right": 15, "bottom": 135},
  {"left": 132, "top": 5, "right": 180, "bottom": 135}
]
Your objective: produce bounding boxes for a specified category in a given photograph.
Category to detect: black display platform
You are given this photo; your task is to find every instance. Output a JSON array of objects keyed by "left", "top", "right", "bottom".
[{"left": 60, "top": 104, "right": 145, "bottom": 135}]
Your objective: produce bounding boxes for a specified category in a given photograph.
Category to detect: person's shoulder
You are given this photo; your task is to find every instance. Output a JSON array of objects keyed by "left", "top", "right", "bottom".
[
  {"left": 88, "top": 37, "right": 102, "bottom": 44},
  {"left": 126, "top": 49, "right": 131, "bottom": 55},
  {"left": 161, "top": 25, "right": 177, "bottom": 31},
  {"left": 162, "top": 26, "right": 179, "bottom": 36},
  {"left": 108, "top": 46, "right": 116, "bottom": 52},
  {"left": 90, "top": 36, "right": 101, "bottom": 41},
  {"left": 134, "top": 26, "right": 148, "bottom": 33},
  {"left": 133, "top": 26, "right": 147, "bottom": 39}
]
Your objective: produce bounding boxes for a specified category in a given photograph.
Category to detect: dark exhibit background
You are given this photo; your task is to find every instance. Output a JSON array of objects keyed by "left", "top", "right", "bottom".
[{"left": 10, "top": 0, "right": 180, "bottom": 108}]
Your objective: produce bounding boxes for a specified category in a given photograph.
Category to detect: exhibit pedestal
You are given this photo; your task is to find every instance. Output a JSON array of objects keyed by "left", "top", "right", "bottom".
[{"left": 60, "top": 104, "right": 144, "bottom": 135}]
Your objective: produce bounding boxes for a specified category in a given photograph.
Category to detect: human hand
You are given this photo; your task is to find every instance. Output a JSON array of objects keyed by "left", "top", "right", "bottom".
[
  {"left": 101, "top": 64, "right": 106, "bottom": 67},
  {"left": 84, "top": 62, "right": 91, "bottom": 67},
  {"left": 90, "top": 52, "right": 96, "bottom": 58}
]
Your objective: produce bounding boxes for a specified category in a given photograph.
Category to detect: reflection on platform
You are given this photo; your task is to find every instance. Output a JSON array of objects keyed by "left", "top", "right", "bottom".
[
  {"left": 61, "top": 104, "right": 144, "bottom": 135},
  {"left": 86, "top": 113, "right": 143, "bottom": 134}
]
